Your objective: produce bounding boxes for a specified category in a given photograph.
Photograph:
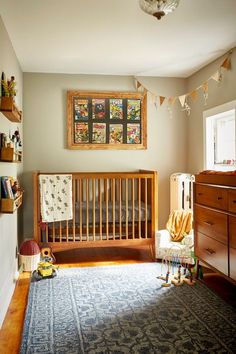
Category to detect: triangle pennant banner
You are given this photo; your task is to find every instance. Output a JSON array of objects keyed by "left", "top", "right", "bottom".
[
  {"left": 211, "top": 71, "right": 220, "bottom": 82},
  {"left": 202, "top": 82, "right": 208, "bottom": 92},
  {"left": 190, "top": 90, "right": 197, "bottom": 101},
  {"left": 137, "top": 81, "right": 142, "bottom": 89},
  {"left": 168, "top": 97, "right": 177, "bottom": 106},
  {"left": 159, "top": 96, "right": 166, "bottom": 106},
  {"left": 221, "top": 57, "right": 231, "bottom": 70},
  {"left": 178, "top": 94, "right": 186, "bottom": 107}
]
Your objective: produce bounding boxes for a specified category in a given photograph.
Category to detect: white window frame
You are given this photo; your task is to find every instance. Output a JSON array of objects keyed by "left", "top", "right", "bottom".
[{"left": 203, "top": 100, "right": 236, "bottom": 171}]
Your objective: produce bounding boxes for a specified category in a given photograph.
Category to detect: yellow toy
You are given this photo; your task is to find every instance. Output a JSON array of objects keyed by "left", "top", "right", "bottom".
[{"left": 33, "top": 261, "right": 58, "bottom": 281}]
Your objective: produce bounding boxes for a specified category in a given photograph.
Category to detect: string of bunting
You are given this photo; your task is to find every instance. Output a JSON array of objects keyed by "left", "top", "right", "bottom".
[{"left": 134, "top": 49, "right": 233, "bottom": 117}]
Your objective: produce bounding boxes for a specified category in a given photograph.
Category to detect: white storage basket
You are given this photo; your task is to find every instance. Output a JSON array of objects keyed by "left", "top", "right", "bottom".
[{"left": 19, "top": 253, "right": 40, "bottom": 271}]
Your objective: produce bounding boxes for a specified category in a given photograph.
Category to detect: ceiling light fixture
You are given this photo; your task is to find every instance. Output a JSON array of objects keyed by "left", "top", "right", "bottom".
[{"left": 139, "top": 0, "right": 180, "bottom": 20}]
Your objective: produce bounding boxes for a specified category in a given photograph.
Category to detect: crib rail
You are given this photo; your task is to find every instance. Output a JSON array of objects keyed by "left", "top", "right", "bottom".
[{"left": 33, "top": 170, "right": 158, "bottom": 252}]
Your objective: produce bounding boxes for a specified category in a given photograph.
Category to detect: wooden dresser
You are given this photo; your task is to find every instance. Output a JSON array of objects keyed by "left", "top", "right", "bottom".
[{"left": 194, "top": 173, "right": 236, "bottom": 283}]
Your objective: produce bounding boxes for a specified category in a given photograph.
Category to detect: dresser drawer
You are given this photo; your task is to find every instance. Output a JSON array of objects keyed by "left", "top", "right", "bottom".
[
  {"left": 195, "top": 231, "right": 228, "bottom": 276},
  {"left": 229, "top": 215, "right": 236, "bottom": 249},
  {"left": 229, "top": 247, "right": 236, "bottom": 281},
  {"left": 194, "top": 205, "right": 228, "bottom": 244},
  {"left": 228, "top": 189, "right": 236, "bottom": 213},
  {"left": 195, "top": 184, "right": 228, "bottom": 210}
]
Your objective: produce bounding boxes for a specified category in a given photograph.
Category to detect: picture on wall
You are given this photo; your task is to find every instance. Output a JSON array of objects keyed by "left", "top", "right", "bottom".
[
  {"left": 92, "top": 123, "right": 106, "bottom": 143},
  {"left": 110, "top": 99, "right": 123, "bottom": 120},
  {"left": 92, "top": 99, "right": 105, "bottom": 119},
  {"left": 67, "top": 90, "right": 147, "bottom": 150},
  {"left": 127, "top": 99, "right": 141, "bottom": 120},
  {"left": 127, "top": 123, "right": 140, "bottom": 144},
  {"left": 74, "top": 98, "right": 89, "bottom": 121},
  {"left": 109, "top": 124, "right": 123, "bottom": 144},
  {"left": 74, "top": 122, "right": 89, "bottom": 143}
]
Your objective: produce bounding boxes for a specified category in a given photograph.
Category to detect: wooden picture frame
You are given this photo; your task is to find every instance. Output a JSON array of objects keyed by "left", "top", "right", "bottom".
[{"left": 67, "top": 90, "right": 147, "bottom": 150}]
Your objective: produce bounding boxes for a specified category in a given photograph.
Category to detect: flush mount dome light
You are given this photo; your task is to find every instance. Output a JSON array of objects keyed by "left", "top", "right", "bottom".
[{"left": 139, "top": 0, "right": 180, "bottom": 20}]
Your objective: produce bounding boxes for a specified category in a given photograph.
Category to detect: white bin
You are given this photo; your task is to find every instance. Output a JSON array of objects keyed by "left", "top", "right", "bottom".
[{"left": 19, "top": 253, "right": 40, "bottom": 271}]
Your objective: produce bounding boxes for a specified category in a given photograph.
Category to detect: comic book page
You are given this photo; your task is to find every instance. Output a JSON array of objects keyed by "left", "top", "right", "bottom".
[
  {"left": 109, "top": 124, "right": 123, "bottom": 144},
  {"left": 74, "top": 98, "right": 89, "bottom": 120},
  {"left": 92, "top": 99, "right": 105, "bottom": 119},
  {"left": 110, "top": 99, "right": 123, "bottom": 119},
  {"left": 127, "top": 123, "right": 140, "bottom": 144},
  {"left": 92, "top": 123, "right": 106, "bottom": 143},
  {"left": 127, "top": 99, "right": 141, "bottom": 120},
  {"left": 74, "top": 123, "right": 89, "bottom": 143}
]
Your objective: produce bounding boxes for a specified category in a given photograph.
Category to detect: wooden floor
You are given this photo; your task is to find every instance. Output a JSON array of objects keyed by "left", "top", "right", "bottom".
[{"left": 0, "top": 246, "right": 235, "bottom": 354}]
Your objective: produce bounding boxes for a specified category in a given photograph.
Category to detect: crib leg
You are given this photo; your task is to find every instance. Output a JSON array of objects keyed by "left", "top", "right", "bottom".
[{"left": 149, "top": 243, "right": 156, "bottom": 261}]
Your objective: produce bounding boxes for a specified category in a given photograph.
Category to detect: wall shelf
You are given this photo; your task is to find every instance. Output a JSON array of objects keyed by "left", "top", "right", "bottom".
[
  {"left": 0, "top": 147, "right": 22, "bottom": 162},
  {"left": 0, "top": 193, "right": 23, "bottom": 213},
  {"left": 0, "top": 97, "right": 22, "bottom": 122}
]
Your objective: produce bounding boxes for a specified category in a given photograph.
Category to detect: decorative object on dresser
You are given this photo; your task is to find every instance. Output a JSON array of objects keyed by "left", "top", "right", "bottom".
[
  {"left": 33, "top": 170, "right": 158, "bottom": 257},
  {"left": 194, "top": 171, "right": 236, "bottom": 283}
]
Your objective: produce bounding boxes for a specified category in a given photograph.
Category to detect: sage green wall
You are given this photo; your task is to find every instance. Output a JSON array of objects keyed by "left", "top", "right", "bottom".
[
  {"left": 23, "top": 73, "right": 187, "bottom": 237},
  {"left": 0, "top": 16, "right": 23, "bottom": 328},
  {"left": 187, "top": 49, "right": 236, "bottom": 173}
]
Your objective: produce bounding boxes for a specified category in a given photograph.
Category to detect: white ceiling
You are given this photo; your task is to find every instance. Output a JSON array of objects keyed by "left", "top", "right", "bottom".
[{"left": 0, "top": 0, "right": 236, "bottom": 77}]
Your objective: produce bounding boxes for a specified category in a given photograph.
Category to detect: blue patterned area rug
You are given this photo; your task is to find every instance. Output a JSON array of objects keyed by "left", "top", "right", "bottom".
[{"left": 20, "top": 263, "right": 236, "bottom": 354}]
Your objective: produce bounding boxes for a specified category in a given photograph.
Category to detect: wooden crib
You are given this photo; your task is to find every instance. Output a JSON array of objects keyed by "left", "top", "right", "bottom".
[{"left": 33, "top": 170, "right": 158, "bottom": 256}]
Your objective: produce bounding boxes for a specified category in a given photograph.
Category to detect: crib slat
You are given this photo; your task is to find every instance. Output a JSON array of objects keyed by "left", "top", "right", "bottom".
[
  {"left": 126, "top": 178, "right": 128, "bottom": 239},
  {"left": 86, "top": 178, "right": 89, "bottom": 241},
  {"left": 138, "top": 178, "right": 141, "bottom": 239},
  {"left": 79, "top": 179, "right": 82, "bottom": 242},
  {"left": 99, "top": 179, "right": 102, "bottom": 240},
  {"left": 106, "top": 179, "right": 109, "bottom": 240},
  {"left": 132, "top": 178, "right": 135, "bottom": 239},
  {"left": 66, "top": 220, "right": 69, "bottom": 242},
  {"left": 46, "top": 224, "right": 49, "bottom": 243},
  {"left": 59, "top": 221, "right": 62, "bottom": 243},
  {"left": 119, "top": 178, "right": 122, "bottom": 240},
  {"left": 112, "top": 178, "right": 115, "bottom": 240},
  {"left": 145, "top": 178, "right": 148, "bottom": 239},
  {"left": 73, "top": 178, "right": 75, "bottom": 242},
  {"left": 52, "top": 223, "right": 55, "bottom": 243},
  {"left": 93, "top": 179, "right": 96, "bottom": 241}
]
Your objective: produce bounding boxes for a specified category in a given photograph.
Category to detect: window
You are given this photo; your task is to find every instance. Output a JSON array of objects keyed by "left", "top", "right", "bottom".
[{"left": 203, "top": 100, "right": 236, "bottom": 171}]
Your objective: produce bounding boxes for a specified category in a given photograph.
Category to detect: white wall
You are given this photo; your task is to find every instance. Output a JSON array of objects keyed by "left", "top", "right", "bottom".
[
  {"left": 23, "top": 73, "right": 187, "bottom": 237},
  {"left": 0, "top": 16, "right": 23, "bottom": 328},
  {"left": 187, "top": 49, "right": 236, "bottom": 173}
]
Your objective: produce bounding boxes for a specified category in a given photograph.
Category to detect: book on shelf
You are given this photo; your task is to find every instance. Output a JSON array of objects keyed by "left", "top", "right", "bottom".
[{"left": 1, "top": 176, "right": 14, "bottom": 199}]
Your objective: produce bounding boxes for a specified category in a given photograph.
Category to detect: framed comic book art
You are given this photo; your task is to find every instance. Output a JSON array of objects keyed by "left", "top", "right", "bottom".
[{"left": 67, "top": 91, "right": 147, "bottom": 150}]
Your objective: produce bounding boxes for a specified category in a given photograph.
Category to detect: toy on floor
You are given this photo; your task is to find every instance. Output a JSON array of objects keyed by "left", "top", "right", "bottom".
[
  {"left": 158, "top": 253, "right": 196, "bottom": 287},
  {"left": 33, "top": 261, "right": 58, "bottom": 281}
]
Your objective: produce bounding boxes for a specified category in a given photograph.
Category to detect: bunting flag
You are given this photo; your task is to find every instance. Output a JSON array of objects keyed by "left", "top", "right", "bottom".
[
  {"left": 221, "top": 57, "right": 231, "bottom": 70},
  {"left": 190, "top": 90, "right": 197, "bottom": 101},
  {"left": 178, "top": 94, "right": 186, "bottom": 107},
  {"left": 168, "top": 97, "right": 177, "bottom": 105},
  {"left": 159, "top": 96, "right": 166, "bottom": 106},
  {"left": 202, "top": 82, "right": 208, "bottom": 92},
  {"left": 134, "top": 49, "right": 233, "bottom": 116},
  {"left": 211, "top": 70, "right": 220, "bottom": 82}
]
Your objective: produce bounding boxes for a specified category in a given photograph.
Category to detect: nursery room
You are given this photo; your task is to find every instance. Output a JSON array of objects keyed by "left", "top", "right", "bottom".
[{"left": 0, "top": 0, "right": 236, "bottom": 353}]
